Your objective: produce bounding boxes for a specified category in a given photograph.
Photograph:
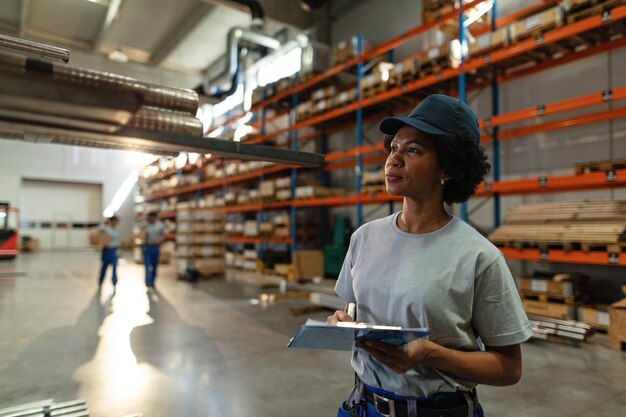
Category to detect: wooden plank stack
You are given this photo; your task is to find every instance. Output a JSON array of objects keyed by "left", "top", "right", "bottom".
[
  {"left": 488, "top": 200, "right": 626, "bottom": 252},
  {"left": 574, "top": 157, "right": 626, "bottom": 174}
]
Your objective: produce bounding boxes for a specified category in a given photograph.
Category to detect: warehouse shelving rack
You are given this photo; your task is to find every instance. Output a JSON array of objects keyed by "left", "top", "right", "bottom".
[{"left": 141, "top": 0, "right": 626, "bottom": 269}]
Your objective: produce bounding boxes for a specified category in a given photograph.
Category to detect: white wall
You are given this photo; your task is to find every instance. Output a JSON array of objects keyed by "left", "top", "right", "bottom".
[{"left": 0, "top": 139, "right": 145, "bottom": 244}]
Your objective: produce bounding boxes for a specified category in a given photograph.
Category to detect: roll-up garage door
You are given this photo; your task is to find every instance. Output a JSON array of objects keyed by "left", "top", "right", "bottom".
[{"left": 20, "top": 179, "right": 102, "bottom": 249}]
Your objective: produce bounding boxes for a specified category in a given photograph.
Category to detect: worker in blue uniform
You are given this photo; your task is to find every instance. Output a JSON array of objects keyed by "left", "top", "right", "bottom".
[
  {"left": 143, "top": 211, "right": 165, "bottom": 291},
  {"left": 98, "top": 215, "right": 120, "bottom": 290}
]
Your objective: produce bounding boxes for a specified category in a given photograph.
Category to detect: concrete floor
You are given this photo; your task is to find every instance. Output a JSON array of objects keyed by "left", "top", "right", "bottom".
[{"left": 0, "top": 251, "right": 624, "bottom": 417}]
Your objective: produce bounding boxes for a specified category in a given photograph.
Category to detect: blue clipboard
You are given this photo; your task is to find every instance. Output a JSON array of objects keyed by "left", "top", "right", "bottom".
[{"left": 288, "top": 319, "right": 429, "bottom": 351}]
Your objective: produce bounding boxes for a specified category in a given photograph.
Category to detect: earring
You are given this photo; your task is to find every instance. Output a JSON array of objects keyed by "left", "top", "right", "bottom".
[{"left": 440, "top": 178, "right": 445, "bottom": 186}]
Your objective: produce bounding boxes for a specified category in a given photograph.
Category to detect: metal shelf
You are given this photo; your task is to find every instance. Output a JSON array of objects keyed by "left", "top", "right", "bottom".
[
  {"left": 476, "top": 168, "right": 626, "bottom": 196},
  {"left": 501, "top": 247, "right": 626, "bottom": 266},
  {"left": 249, "top": 0, "right": 485, "bottom": 112},
  {"left": 226, "top": 236, "right": 292, "bottom": 245}
]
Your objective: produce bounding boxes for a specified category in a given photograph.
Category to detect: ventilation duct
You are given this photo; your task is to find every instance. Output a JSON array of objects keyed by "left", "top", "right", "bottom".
[
  {"left": 199, "top": 0, "right": 282, "bottom": 101},
  {"left": 0, "top": 36, "right": 324, "bottom": 167}
]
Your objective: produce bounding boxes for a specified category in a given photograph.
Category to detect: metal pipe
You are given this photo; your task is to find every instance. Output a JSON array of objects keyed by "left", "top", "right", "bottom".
[
  {"left": 0, "top": 34, "right": 69, "bottom": 63},
  {"left": 201, "top": 26, "right": 280, "bottom": 99}
]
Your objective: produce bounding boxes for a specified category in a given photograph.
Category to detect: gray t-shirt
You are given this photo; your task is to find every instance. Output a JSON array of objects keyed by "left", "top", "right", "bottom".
[
  {"left": 98, "top": 225, "right": 120, "bottom": 248},
  {"left": 334, "top": 212, "right": 533, "bottom": 397},
  {"left": 145, "top": 220, "right": 165, "bottom": 245}
]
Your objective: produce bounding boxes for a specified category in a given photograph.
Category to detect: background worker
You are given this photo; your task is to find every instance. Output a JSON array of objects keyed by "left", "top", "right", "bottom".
[
  {"left": 98, "top": 215, "right": 120, "bottom": 290},
  {"left": 143, "top": 211, "right": 165, "bottom": 290},
  {"left": 328, "top": 94, "right": 533, "bottom": 417}
]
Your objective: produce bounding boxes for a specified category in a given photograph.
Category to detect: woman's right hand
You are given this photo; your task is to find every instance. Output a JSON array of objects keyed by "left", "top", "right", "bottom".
[{"left": 326, "top": 304, "right": 355, "bottom": 324}]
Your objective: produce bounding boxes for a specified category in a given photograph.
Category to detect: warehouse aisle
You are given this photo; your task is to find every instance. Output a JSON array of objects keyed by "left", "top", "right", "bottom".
[{"left": 0, "top": 252, "right": 625, "bottom": 417}]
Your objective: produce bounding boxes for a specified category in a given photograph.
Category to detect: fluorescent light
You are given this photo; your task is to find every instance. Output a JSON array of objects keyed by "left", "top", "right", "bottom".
[
  {"left": 257, "top": 47, "right": 301, "bottom": 87},
  {"left": 234, "top": 125, "right": 253, "bottom": 142},
  {"left": 463, "top": 0, "right": 493, "bottom": 28},
  {"left": 175, "top": 152, "right": 188, "bottom": 169},
  {"left": 103, "top": 169, "right": 139, "bottom": 217}
]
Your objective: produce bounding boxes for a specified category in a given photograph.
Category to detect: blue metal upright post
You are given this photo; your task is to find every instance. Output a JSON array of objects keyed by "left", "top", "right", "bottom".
[
  {"left": 491, "top": 0, "right": 501, "bottom": 227},
  {"left": 458, "top": 0, "right": 468, "bottom": 222},
  {"left": 258, "top": 107, "right": 267, "bottom": 261},
  {"left": 290, "top": 93, "right": 298, "bottom": 255},
  {"left": 355, "top": 33, "right": 364, "bottom": 227}
]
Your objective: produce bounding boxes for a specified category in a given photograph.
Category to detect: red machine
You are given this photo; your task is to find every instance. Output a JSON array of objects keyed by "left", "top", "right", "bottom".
[{"left": 0, "top": 202, "right": 19, "bottom": 260}]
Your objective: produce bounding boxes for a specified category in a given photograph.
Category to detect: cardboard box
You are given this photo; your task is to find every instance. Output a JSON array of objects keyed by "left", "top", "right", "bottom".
[
  {"left": 333, "top": 36, "right": 372, "bottom": 65},
  {"left": 243, "top": 221, "right": 259, "bottom": 237},
  {"left": 295, "top": 185, "right": 338, "bottom": 198},
  {"left": 510, "top": 6, "right": 564, "bottom": 42},
  {"left": 259, "top": 222, "right": 274, "bottom": 234},
  {"left": 296, "top": 101, "right": 313, "bottom": 121},
  {"left": 89, "top": 228, "right": 109, "bottom": 248},
  {"left": 259, "top": 180, "right": 275, "bottom": 197},
  {"left": 274, "top": 226, "right": 290, "bottom": 238},
  {"left": 275, "top": 189, "right": 292, "bottom": 200},
  {"left": 274, "top": 263, "right": 293, "bottom": 277},
  {"left": 293, "top": 250, "right": 324, "bottom": 280},
  {"left": 311, "top": 86, "right": 337, "bottom": 102},
  {"left": 336, "top": 89, "right": 356, "bottom": 106},
  {"left": 274, "top": 177, "right": 291, "bottom": 189},
  {"left": 577, "top": 305, "right": 610, "bottom": 328},
  {"left": 468, "top": 27, "right": 508, "bottom": 57},
  {"left": 389, "top": 57, "right": 420, "bottom": 83},
  {"left": 523, "top": 299, "right": 575, "bottom": 320},
  {"left": 610, "top": 298, "right": 626, "bottom": 350}
]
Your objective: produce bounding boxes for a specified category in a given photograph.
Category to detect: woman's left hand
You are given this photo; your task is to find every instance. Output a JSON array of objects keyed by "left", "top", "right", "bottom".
[{"left": 355, "top": 339, "right": 433, "bottom": 374}]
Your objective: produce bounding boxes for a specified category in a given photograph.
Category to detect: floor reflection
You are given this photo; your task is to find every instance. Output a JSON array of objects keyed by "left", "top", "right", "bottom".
[{"left": 0, "top": 291, "right": 110, "bottom": 405}]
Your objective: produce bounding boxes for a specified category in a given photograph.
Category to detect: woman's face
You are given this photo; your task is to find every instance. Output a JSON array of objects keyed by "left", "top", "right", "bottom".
[{"left": 384, "top": 126, "right": 444, "bottom": 199}]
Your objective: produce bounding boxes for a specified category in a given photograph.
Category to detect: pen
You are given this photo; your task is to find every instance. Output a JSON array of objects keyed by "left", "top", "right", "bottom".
[{"left": 347, "top": 302, "right": 356, "bottom": 321}]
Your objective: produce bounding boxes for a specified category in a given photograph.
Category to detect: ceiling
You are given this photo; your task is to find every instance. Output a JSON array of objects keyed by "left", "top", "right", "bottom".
[{"left": 0, "top": 0, "right": 316, "bottom": 90}]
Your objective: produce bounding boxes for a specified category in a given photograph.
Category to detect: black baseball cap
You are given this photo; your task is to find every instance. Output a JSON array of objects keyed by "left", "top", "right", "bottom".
[{"left": 379, "top": 94, "right": 480, "bottom": 143}]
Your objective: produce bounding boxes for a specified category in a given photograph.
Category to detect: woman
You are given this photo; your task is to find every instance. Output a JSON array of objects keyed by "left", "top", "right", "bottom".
[{"left": 328, "top": 94, "right": 533, "bottom": 417}]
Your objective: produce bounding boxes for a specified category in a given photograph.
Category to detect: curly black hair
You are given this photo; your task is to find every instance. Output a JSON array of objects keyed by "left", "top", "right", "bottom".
[{"left": 383, "top": 129, "right": 490, "bottom": 204}]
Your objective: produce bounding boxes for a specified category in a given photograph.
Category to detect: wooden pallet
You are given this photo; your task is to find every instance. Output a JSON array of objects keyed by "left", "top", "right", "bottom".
[
  {"left": 590, "top": 324, "right": 609, "bottom": 334},
  {"left": 392, "top": 69, "right": 419, "bottom": 87},
  {"left": 419, "top": 58, "right": 450, "bottom": 78},
  {"left": 519, "top": 289, "right": 577, "bottom": 305},
  {"left": 575, "top": 158, "right": 626, "bottom": 174},
  {"left": 495, "top": 239, "right": 626, "bottom": 253},
  {"left": 567, "top": 0, "right": 626, "bottom": 23},
  {"left": 524, "top": 299, "right": 576, "bottom": 320},
  {"left": 361, "top": 184, "right": 386, "bottom": 194},
  {"left": 361, "top": 82, "right": 388, "bottom": 98},
  {"left": 512, "top": 19, "right": 564, "bottom": 43}
]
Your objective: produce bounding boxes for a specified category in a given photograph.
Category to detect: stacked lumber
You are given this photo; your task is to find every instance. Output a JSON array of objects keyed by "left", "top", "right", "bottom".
[
  {"left": 488, "top": 200, "right": 626, "bottom": 252},
  {"left": 529, "top": 315, "right": 594, "bottom": 343}
]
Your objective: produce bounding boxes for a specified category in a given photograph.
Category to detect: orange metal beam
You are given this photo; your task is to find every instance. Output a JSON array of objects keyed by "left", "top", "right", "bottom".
[
  {"left": 227, "top": 236, "right": 292, "bottom": 245},
  {"left": 499, "top": 106, "right": 626, "bottom": 140},
  {"left": 497, "top": 36, "right": 626, "bottom": 85},
  {"left": 250, "top": 0, "right": 485, "bottom": 111},
  {"left": 325, "top": 155, "right": 387, "bottom": 172},
  {"left": 472, "top": 0, "right": 558, "bottom": 36},
  {"left": 146, "top": 164, "right": 295, "bottom": 201},
  {"left": 362, "top": 0, "right": 486, "bottom": 59},
  {"left": 251, "top": 8, "right": 626, "bottom": 145},
  {"left": 501, "top": 247, "right": 626, "bottom": 266},
  {"left": 480, "top": 86, "right": 626, "bottom": 128},
  {"left": 475, "top": 168, "right": 626, "bottom": 196}
]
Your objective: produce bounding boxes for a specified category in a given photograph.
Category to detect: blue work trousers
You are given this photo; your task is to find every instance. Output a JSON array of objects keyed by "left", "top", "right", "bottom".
[
  {"left": 144, "top": 244, "right": 160, "bottom": 287},
  {"left": 99, "top": 247, "right": 118, "bottom": 286},
  {"left": 337, "top": 383, "right": 485, "bottom": 417}
]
